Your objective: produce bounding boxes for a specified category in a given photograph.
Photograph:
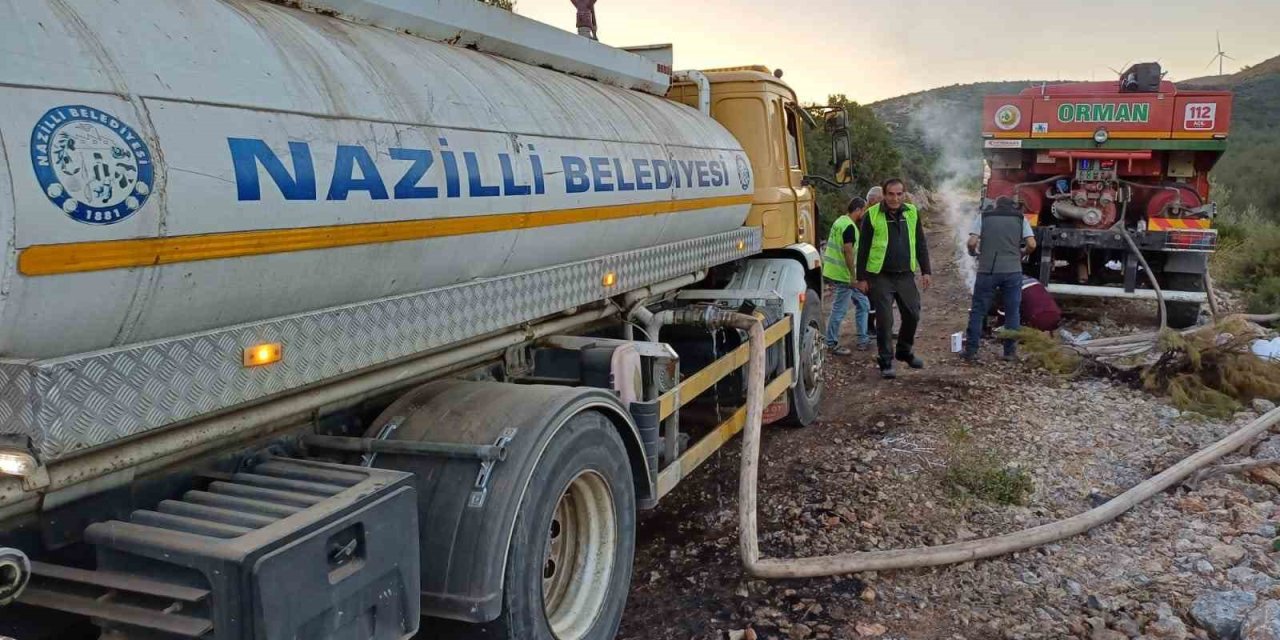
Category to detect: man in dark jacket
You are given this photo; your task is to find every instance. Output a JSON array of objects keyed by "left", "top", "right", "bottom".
[
  {"left": 963, "top": 197, "right": 1037, "bottom": 361},
  {"left": 855, "top": 178, "right": 931, "bottom": 379}
]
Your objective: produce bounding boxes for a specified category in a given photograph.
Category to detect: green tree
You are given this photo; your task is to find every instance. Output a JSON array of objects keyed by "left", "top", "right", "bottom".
[
  {"left": 803, "top": 94, "right": 902, "bottom": 237},
  {"left": 479, "top": 0, "right": 516, "bottom": 9}
]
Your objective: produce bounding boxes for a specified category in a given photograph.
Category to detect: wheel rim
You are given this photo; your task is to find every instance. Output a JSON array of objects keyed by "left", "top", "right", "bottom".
[
  {"left": 803, "top": 319, "right": 823, "bottom": 400},
  {"left": 542, "top": 470, "right": 617, "bottom": 640}
]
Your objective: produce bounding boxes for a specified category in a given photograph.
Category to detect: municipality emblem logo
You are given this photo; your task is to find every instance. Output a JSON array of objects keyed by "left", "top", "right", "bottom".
[
  {"left": 994, "top": 104, "right": 1021, "bottom": 131},
  {"left": 31, "top": 105, "right": 154, "bottom": 225},
  {"left": 735, "top": 155, "right": 752, "bottom": 191}
]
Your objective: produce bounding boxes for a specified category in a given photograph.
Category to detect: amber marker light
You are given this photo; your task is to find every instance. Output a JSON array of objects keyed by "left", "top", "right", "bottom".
[
  {"left": 602, "top": 271, "right": 618, "bottom": 287},
  {"left": 243, "top": 342, "right": 283, "bottom": 367},
  {"left": 736, "top": 239, "right": 747, "bottom": 251}
]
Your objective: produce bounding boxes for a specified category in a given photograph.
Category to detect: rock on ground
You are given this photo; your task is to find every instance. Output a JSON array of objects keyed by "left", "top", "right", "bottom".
[
  {"left": 1191, "top": 591, "right": 1259, "bottom": 640},
  {"left": 1229, "top": 566, "right": 1278, "bottom": 593},
  {"left": 1255, "top": 435, "right": 1280, "bottom": 460},
  {"left": 1242, "top": 600, "right": 1280, "bottom": 640}
]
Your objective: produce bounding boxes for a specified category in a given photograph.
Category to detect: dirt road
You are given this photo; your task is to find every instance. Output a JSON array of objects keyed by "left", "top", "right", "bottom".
[{"left": 619, "top": 231, "right": 1280, "bottom": 639}]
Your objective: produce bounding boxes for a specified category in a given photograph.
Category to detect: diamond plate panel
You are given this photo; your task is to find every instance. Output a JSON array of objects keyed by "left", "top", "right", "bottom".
[{"left": 0, "top": 228, "right": 762, "bottom": 461}]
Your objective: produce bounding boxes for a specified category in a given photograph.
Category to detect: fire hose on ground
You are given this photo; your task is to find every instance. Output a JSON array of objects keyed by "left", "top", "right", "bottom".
[{"left": 711, "top": 309, "right": 1280, "bottom": 578}]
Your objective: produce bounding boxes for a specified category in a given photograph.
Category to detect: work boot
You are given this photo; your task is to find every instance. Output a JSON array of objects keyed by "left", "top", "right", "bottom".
[
  {"left": 896, "top": 353, "right": 925, "bottom": 369},
  {"left": 878, "top": 359, "right": 897, "bottom": 379},
  {"left": 960, "top": 351, "right": 979, "bottom": 364},
  {"left": 1002, "top": 352, "right": 1018, "bottom": 362},
  {"left": 829, "top": 344, "right": 853, "bottom": 356}
]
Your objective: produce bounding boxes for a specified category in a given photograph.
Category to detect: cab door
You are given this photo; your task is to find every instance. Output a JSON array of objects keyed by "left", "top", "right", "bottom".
[{"left": 782, "top": 101, "right": 815, "bottom": 246}]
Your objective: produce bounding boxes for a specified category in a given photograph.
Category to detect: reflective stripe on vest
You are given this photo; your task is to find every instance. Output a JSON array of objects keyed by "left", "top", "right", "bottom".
[
  {"left": 865, "top": 203, "right": 919, "bottom": 274},
  {"left": 822, "top": 214, "right": 856, "bottom": 283}
]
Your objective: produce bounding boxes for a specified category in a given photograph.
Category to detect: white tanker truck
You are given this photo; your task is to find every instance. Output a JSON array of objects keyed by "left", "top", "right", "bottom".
[{"left": 0, "top": 1, "right": 852, "bottom": 638}]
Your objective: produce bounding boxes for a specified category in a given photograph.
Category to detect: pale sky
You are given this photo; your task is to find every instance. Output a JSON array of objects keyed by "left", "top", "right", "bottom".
[{"left": 514, "top": 0, "right": 1280, "bottom": 104}]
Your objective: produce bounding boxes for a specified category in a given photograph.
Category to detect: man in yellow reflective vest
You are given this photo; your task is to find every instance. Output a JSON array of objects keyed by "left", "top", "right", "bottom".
[
  {"left": 863, "top": 186, "right": 884, "bottom": 333},
  {"left": 855, "top": 178, "right": 932, "bottom": 379},
  {"left": 822, "top": 197, "right": 871, "bottom": 355}
]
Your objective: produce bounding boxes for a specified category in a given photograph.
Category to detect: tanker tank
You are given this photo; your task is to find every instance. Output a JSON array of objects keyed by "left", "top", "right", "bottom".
[{"left": 0, "top": 0, "right": 754, "bottom": 359}]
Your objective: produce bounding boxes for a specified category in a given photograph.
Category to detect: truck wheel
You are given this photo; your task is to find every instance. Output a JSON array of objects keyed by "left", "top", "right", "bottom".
[
  {"left": 1164, "top": 274, "right": 1204, "bottom": 329},
  {"left": 783, "top": 288, "right": 823, "bottom": 427},
  {"left": 438, "top": 411, "right": 636, "bottom": 640}
]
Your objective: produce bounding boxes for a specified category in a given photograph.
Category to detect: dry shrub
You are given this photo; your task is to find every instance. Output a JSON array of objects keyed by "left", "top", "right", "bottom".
[
  {"left": 1001, "top": 327, "right": 1081, "bottom": 376},
  {"left": 942, "top": 447, "right": 1034, "bottom": 506},
  {"left": 1141, "top": 317, "right": 1280, "bottom": 417}
]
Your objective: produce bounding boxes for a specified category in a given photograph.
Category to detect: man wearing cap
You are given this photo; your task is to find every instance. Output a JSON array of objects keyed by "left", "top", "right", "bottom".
[
  {"left": 963, "top": 196, "right": 1037, "bottom": 362},
  {"left": 822, "top": 197, "right": 872, "bottom": 355}
]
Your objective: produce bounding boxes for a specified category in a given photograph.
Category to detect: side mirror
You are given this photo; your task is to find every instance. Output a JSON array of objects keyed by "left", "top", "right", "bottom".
[
  {"left": 823, "top": 110, "right": 848, "bottom": 134},
  {"left": 831, "top": 127, "right": 853, "bottom": 185},
  {"left": 803, "top": 107, "right": 855, "bottom": 188},
  {"left": 835, "top": 160, "right": 854, "bottom": 186}
]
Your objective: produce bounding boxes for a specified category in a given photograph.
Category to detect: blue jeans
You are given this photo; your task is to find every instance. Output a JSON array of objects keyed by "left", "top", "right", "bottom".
[
  {"left": 826, "top": 282, "right": 871, "bottom": 347},
  {"left": 966, "top": 272, "right": 1022, "bottom": 356}
]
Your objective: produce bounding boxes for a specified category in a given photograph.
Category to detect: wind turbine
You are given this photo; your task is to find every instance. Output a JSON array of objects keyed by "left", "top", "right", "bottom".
[{"left": 1206, "top": 32, "right": 1235, "bottom": 76}]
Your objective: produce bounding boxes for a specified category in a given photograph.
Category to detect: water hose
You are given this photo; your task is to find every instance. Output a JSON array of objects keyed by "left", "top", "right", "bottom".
[
  {"left": 1115, "top": 202, "right": 1168, "bottom": 331},
  {"left": 728, "top": 311, "right": 1280, "bottom": 577},
  {"left": 1204, "top": 271, "right": 1223, "bottom": 318}
]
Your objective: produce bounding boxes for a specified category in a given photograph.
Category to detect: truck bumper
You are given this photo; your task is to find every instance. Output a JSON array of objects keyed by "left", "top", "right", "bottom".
[
  {"left": 1034, "top": 226, "right": 1216, "bottom": 256},
  {"left": 1032, "top": 226, "right": 1213, "bottom": 294},
  {"left": 1045, "top": 283, "right": 1208, "bottom": 303}
]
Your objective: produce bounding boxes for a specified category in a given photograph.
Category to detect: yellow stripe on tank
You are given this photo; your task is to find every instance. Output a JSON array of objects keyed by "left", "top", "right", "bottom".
[{"left": 18, "top": 194, "right": 753, "bottom": 276}]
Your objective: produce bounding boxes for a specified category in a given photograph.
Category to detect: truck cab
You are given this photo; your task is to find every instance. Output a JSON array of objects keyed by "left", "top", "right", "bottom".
[{"left": 670, "top": 67, "right": 818, "bottom": 250}]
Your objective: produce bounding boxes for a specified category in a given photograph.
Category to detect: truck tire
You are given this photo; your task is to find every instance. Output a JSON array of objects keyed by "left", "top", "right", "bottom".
[
  {"left": 783, "top": 288, "right": 823, "bottom": 427},
  {"left": 433, "top": 410, "right": 636, "bottom": 640},
  {"left": 1164, "top": 273, "right": 1204, "bottom": 329}
]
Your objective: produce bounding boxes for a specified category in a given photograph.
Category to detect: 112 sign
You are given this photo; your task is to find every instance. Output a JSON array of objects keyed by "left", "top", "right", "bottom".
[{"left": 1183, "top": 103, "right": 1217, "bottom": 130}]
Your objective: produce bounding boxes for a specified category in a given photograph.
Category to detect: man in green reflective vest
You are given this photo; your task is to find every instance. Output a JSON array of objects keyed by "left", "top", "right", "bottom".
[
  {"left": 822, "top": 197, "right": 871, "bottom": 355},
  {"left": 855, "top": 178, "right": 932, "bottom": 379}
]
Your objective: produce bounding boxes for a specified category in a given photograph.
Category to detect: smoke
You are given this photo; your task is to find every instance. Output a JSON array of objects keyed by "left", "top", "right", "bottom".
[{"left": 909, "top": 100, "right": 984, "bottom": 290}]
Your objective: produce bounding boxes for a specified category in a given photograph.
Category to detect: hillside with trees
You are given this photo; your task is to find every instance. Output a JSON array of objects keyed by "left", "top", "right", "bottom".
[{"left": 1180, "top": 55, "right": 1280, "bottom": 218}]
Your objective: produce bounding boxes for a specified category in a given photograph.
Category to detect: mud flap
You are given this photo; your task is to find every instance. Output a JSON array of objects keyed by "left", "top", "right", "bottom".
[{"left": 359, "top": 381, "right": 648, "bottom": 623}]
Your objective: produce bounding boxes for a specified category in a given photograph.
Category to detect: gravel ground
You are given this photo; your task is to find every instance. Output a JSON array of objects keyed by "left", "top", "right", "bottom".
[{"left": 620, "top": 231, "right": 1280, "bottom": 640}]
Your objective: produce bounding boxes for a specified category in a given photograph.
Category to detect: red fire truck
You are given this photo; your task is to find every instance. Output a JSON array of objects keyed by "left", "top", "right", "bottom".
[{"left": 981, "top": 63, "right": 1231, "bottom": 327}]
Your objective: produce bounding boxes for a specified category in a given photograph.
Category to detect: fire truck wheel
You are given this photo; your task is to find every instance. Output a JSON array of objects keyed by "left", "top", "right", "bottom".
[
  {"left": 1164, "top": 273, "right": 1204, "bottom": 329},
  {"left": 783, "top": 288, "right": 824, "bottom": 427},
  {"left": 443, "top": 410, "right": 636, "bottom": 640}
]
